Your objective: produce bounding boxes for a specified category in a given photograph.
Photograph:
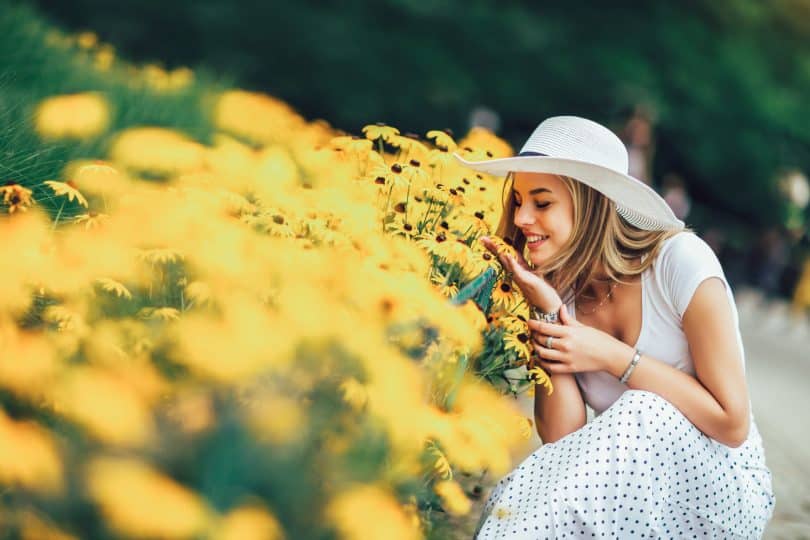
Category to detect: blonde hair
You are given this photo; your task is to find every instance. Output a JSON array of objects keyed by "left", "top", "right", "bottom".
[{"left": 495, "top": 172, "right": 689, "bottom": 303}]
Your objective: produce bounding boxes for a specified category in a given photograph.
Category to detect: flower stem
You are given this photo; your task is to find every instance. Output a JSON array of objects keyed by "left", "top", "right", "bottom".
[{"left": 51, "top": 200, "right": 66, "bottom": 231}]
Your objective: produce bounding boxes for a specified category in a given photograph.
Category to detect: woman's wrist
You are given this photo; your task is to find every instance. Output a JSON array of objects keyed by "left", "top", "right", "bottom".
[
  {"left": 532, "top": 302, "right": 563, "bottom": 324},
  {"left": 605, "top": 341, "right": 637, "bottom": 378}
]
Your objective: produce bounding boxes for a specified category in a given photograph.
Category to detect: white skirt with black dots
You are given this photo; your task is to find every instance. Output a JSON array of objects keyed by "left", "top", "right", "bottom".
[{"left": 475, "top": 390, "right": 775, "bottom": 539}]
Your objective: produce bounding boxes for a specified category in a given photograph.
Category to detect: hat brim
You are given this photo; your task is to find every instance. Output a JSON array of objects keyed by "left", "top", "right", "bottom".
[{"left": 453, "top": 153, "right": 684, "bottom": 231}]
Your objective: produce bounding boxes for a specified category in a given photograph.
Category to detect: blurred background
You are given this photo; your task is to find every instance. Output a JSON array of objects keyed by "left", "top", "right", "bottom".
[{"left": 21, "top": 0, "right": 810, "bottom": 304}]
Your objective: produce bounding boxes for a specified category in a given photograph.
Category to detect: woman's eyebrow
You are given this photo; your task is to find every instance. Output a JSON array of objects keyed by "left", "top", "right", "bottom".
[{"left": 513, "top": 187, "right": 552, "bottom": 195}]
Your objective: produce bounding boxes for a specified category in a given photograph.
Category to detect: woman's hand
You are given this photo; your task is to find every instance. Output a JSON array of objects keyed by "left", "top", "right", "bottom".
[
  {"left": 478, "top": 235, "right": 561, "bottom": 312},
  {"left": 528, "top": 304, "right": 634, "bottom": 374}
]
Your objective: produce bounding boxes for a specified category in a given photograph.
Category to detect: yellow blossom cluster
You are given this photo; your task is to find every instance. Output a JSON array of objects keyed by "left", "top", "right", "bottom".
[
  {"left": 34, "top": 92, "right": 110, "bottom": 139},
  {"left": 0, "top": 64, "right": 549, "bottom": 537}
]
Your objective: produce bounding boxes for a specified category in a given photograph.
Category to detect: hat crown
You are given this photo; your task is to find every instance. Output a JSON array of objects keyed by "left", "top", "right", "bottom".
[{"left": 519, "top": 116, "right": 629, "bottom": 174}]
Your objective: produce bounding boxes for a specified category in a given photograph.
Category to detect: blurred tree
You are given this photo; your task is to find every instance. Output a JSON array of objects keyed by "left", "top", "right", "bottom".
[{"left": 16, "top": 0, "right": 810, "bottom": 231}]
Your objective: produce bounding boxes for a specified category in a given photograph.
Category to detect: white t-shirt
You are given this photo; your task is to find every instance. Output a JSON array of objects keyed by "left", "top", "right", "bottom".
[{"left": 570, "top": 231, "right": 745, "bottom": 415}]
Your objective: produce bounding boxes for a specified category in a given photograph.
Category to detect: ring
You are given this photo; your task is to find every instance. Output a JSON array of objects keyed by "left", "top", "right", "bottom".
[{"left": 545, "top": 336, "right": 554, "bottom": 349}]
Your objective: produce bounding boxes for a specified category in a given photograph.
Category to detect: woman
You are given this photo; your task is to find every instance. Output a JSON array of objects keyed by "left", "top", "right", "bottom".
[{"left": 454, "top": 116, "right": 774, "bottom": 539}]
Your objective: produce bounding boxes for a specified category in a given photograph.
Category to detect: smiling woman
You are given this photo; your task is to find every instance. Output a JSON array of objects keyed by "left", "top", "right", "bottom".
[{"left": 456, "top": 116, "right": 775, "bottom": 539}]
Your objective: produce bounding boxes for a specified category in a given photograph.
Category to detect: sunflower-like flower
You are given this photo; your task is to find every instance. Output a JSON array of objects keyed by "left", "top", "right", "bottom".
[
  {"left": 503, "top": 328, "right": 531, "bottom": 363},
  {"left": 482, "top": 235, "right": 519, "bottom": 263},
  {"left": 1, "top": 183, "right": 34, "bottom": 213},
  {"left": 527, "top": 366, "right": 553, "bottom": 396},
  {"left": 34, "top": 92, "right": 110, "bottom": 139},
  {"left": 73, "top": 211, "right": 109, "bottom": 230},
  {"left": 331, "top": 135, "right": 374, "bottom": 155},
  {"left": 42, "top": 180, "right": 89, "bottom": 207},
  {"left": 362, "top": 123, "right": 400, "bottom": 144},
  {"left": 491, "top": 279, "right": 523, "bottom": 313},
  {"left": 426, "top": 130, "right": 458, "bottom": 152}
]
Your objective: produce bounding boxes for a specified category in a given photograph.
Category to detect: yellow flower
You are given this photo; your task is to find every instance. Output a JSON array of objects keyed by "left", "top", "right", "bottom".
[
  {"left": 243, "top": 393, "right": 305, "bottom": 445},
  {"left": 458, "top": 126, "right": 513, "bottom": 159},
  {"left": 527, "top": 367, "right": 553, "bottom": 396},
  {"left": 428, "top": 444, "right": 453, "bottom": 480},
  {"left": 137, "top": 247, "right": 184, "bottom": 265},
  {"left": 0, "top": 409, "right": 63, "bottom": 493},
  {"left": 85, "top": 456, "right": 212, "bottom": 538},
  {"left": 491, "top": 279, "right": 524, "bottom": 312},
  {"left": 110, "top": 127, "right": 205, "bottom": 174},
  {"left": 327, "top": 485, "right": 420, "bottom": 540},
  {"left": 139, "top": 307, "right": 181, "bottom": 321},
  {"left": 95, "top": 277, "right": 132, "bottom": 299},
  {"left": 94, "top": 44, "right": 115, "bottom": 71},
  {"left": 1, "top": 183, "right": 34, "bottom": 213},
  {"left": 340, "top": 377, "right": 369, "bottom": 410},
  {"left": 503, "top": 328, "right": 531, "bottom": 363},
  {"left": 73, "top": 211, "right": 109, "bottom": 230},
  {"left": 52, "top": 366, "right": 154, "bottom": 446},
  {"left": 214, "top": 90, "right": 307, "bottom": 144},
  {"left": 19, "top": 509, "right": 78, "bottom": 540},
  {"left": 426, "top": 129, "right": 458, "bottom": 152},
  {"left": 434, "top": 480, "right": 471, "bottom": 516},
  {"left": 515, "top": 415, "right": 534, "bottom": 440},
  {"left": 184, "top": 280, "right": 212, "bottom": 307},
  {"left": 213, "top": 503, "right": 285, "bottom": 540},
  {"left": 330, "top": 135, "right": 374, "bottom": 155},
  {"left": 76, "top": 31, "right": 98, "bottom": 49},
  {"left": 362, "top": 123, "right": 400, "bottom": 144},
  {"left": 42, "top": 180, "right": 89, "bottom": 207},
  {"left": 34, "top": 92, "right": 109, "bottom": 139}
]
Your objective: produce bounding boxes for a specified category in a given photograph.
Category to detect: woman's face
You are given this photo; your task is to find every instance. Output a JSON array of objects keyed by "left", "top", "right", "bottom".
[{"left": 511, "top": 172, "right": 575, "bottom": 266}]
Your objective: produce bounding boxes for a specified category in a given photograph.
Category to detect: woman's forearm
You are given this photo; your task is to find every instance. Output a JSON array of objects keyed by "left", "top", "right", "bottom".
[
  {"left": 534, "top": 372, "right": 586, "bottom": 444},
  {"left": 604, "top": 344, "right": 750, "bottom": 447}
]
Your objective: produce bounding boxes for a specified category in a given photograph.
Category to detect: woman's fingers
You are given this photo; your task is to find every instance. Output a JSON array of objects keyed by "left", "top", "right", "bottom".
[
  {"left": 533, "top": 341, "right": 566, "bottom": 359},
  {"left": 528, "top": 320, "right": 567, "bottom": 337},
  {"left": 537, "top": 357, "right": 572, "bottom": 374}
]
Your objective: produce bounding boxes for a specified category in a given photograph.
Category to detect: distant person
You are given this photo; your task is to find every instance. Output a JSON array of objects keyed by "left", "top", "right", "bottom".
[
  {"left": 752, "top": 226, "right": 789, "bottom": 298},
  {"left": 468, "top": 105, "right": 501, "bottom": 133},
  {"left": 622, "top": 104, "right": 654, "bottom": 185},
  {"left": 454, "top": 115, "right": 774, "bottom": 538},
  {"left": 661, "top": 172, "right": 691, "bottom": 220}
]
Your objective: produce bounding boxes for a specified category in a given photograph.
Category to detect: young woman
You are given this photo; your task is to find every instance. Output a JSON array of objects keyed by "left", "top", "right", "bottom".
[{"left": 454, "top": 116, "right": 774, "bottom": 539}]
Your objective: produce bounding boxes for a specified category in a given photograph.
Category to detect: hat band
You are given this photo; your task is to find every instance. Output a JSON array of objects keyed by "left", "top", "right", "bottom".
[{"left": 518, "top": 151, "right": 547, "bottom": 157}]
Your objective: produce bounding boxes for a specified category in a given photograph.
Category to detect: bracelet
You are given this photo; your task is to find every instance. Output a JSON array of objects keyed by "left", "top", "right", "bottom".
[
  {"left": 532, "top": 305, "right": 560, "bottom": 324},
  {"left": 619, "top": 349, "right": 642, "bottom": 384}
]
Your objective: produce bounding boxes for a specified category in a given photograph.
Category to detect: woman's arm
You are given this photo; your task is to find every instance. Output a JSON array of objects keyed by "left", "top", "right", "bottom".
[
  {"left": 603, "top": 277, "right": 751, "bottom": 447},
  {"left": 534, "top": 372, "right": 586, "bottom": 443}
]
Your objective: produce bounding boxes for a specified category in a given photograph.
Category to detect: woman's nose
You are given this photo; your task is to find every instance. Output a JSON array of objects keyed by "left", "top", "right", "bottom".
[{"left": 514, "top": 204, "right": 534, "bottom": 227}]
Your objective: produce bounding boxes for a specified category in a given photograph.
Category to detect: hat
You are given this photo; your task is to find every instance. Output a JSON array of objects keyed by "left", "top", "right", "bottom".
[{"left": 453, "top": 115, "right": 684, "bottom": 231}]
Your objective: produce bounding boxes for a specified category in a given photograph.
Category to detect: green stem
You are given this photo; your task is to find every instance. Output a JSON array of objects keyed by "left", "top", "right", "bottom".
[{"left": 51, "top": 200, "right": 66, "bottom": 231}]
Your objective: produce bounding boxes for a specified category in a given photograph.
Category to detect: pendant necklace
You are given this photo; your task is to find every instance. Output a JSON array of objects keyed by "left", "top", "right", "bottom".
[{"left": 576, "top": 281, "right": 619, "bottom": 316}]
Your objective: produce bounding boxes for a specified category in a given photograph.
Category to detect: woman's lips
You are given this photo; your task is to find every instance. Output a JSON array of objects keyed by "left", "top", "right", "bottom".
[{"left": 526, "top": 235, "right": 548, "bottom": 250}]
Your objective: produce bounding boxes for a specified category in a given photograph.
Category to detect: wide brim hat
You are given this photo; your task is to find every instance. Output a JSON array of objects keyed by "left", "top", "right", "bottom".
[{"left": 453, "top": 115, "right": 684, "bottom": 231}]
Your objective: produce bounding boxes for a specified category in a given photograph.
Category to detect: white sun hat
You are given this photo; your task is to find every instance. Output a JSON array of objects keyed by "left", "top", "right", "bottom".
[{"left": 453, "top": 115, "right": 685, "bottom": 231}]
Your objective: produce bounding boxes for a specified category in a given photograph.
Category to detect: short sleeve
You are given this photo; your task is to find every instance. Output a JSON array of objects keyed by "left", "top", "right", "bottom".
[{"left": 658, "top": 232, "right": 727, "bottom": 319}]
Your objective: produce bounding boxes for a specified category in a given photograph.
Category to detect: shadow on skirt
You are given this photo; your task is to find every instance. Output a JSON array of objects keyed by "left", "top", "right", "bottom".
[{"left": 475, "top": 390, "right": 774, "bottom": 539}]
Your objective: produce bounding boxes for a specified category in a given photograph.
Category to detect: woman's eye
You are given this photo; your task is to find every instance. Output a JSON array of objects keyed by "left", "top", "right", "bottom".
[{"left": 535, "top": 202, "right": 550, "bottom": 209}]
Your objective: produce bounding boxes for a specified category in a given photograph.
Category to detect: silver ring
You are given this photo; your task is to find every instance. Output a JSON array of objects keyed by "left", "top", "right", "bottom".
[{"left": 545, "top": 335, "right": 554, "bottom": 349}]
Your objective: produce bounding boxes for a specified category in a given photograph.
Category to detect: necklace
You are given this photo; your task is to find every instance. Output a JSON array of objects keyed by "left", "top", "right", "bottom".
[{"left": 576, "top": 281, "right": 619, "bottom": 316}]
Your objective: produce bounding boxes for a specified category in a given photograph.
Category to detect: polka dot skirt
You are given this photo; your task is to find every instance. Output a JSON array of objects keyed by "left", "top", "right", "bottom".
[{"left": 475, "top": 390, "right": 775, "bottom": 539}]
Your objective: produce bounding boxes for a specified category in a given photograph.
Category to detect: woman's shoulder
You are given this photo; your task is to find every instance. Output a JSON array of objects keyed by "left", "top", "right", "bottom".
[
  {"left": 653, "top": 230, "right": 718, "bottom": 268},
  {"left": 649, "top": 230, "right": 727, "bottom": 318}
]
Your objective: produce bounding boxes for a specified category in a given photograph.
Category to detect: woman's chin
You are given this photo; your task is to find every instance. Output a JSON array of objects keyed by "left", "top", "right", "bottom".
[{"left": 527, "top": 252, "right": 549, "bottom": 267}]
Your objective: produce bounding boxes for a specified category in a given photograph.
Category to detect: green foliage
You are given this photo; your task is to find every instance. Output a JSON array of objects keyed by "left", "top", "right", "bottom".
[
  {"left": 0, "top": 0, "right": 229, "bottom": 221},
  {"left": 23, "top": 0, "right": 810, "bottom": 229}
]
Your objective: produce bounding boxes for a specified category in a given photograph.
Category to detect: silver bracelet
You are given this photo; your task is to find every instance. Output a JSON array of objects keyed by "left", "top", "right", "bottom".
[
  {"left": 619, "top": 349, "right": 642, "bottom": 384},
  {"left": 532, "top": 305, "right": 560, "bottom": 324}
]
